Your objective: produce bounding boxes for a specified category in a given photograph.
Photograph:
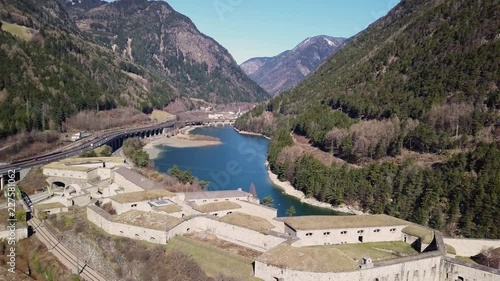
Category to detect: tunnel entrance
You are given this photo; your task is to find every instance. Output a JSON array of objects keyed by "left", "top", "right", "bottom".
[{"left": 51, "top": 181, "right": 66, "bottom": 191}]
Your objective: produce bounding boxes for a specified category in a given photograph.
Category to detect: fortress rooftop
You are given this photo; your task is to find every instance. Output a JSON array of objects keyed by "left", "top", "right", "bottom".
[
  {"left": 183, "top": 189, "right": 251, "bottom": 200},
  {"left": 114, "top": 167, "right": 163, "bottom": 190},
  {"left": 284, "top": 214, "right": 410, "bottom": 230},
  {"left": 194, "top": 201, "right": 241, "bottom": 213},
  {"left": 111, "top": 189, "right": 174, "bottom": 203},
  {"left": 257, "top": 241, "right": 419, "bottom": 273},
  {"left": 113, "top": 210, "right": 181, "bottom": 231}
]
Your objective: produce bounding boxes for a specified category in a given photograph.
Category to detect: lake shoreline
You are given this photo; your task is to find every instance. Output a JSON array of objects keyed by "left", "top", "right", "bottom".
[
  {"left": 233, "top": 127, "right": 271, "bottom": 140},
  {"left": 265, "top": 161, "right": 364, "bottom": 215},
  {"left": 143, "top": 125, "right": 221, "bottom": 159},
  {"left": 232, "top": 128, "right": 360, "bottom": 214}
]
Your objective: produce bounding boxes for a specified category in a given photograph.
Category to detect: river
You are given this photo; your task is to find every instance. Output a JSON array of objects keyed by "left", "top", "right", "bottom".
[{"left": 151, "top": 126, "right": 343, "bottom": 217}]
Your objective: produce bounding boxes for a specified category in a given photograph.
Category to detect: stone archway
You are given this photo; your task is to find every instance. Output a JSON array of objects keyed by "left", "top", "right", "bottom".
[
  {"left": 52, "top": 181, "right": 66, "bottom": 190},
  {"left": 63, "top": 183, "right": 82, "bottom": 197}
]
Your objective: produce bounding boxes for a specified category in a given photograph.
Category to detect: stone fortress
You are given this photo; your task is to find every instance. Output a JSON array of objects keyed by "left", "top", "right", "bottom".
[{"left": 34, "top": 157, "right": 500, "bottom": 281}]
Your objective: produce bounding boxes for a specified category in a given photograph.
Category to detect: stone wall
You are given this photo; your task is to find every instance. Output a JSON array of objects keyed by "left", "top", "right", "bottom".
[
  {"left": 0, "top": 227, "right": 28, "bottom": 241},
  {"left": 86, "top": 168, "right": 100, "bottom": 181},
  {"left": 291, "top": 225, "right": 406, "bottom": 247},
  {"left": 255, "top": 255, "right": 444, "bottom": 281},
  {"left": 235, "top": 200, "right": 277, "bottom": 220},
  {"left": 443, "top": 257, "right": 500, "bottom": 281},
  {"left": 97, "top": 168, "right": 112, "bottom": 180},
  {"left": 201, "top": 200, "right": 277, "bottom": 220},
  {"left": 73, "top": 194, "right": 92, "bottom": 207},
  {"left": 86, "top": 205, "right": 166, "bottom": 244},
  {"left": 111, "top": 200, "right": 152, "bottom": 214},
  {"left": 113, "top": 173, "right": 143, "bottom": 193},
  {"left": 443, "top": 238, "right": 500, "bottom": 256},
  {"left": 166, "top": 216, "right": 286, "bottom": 252},
  {"left": 87, "top": 205, "right": 285, "bottom": 251},
  {"left": 187, "top": 196, "right": 257, "bottom": 206},
  {"left": 44, "top": 168, "right": 88, "bottom": 180}
]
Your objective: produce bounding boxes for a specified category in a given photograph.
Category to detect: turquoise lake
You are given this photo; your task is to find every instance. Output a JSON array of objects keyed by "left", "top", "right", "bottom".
[{"left": 152, "top": 126, "right": 343, "bottom": 217}]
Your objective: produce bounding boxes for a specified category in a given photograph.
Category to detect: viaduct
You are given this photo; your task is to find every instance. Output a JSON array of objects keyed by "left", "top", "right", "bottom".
[{"left": 0, "top": 118, "right": 235, "bottom": 189}]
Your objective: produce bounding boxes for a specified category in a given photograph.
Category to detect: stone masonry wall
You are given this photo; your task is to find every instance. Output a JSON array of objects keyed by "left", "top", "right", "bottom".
[
  {"left": 443, "top": 238, "right": 500, "bottom": 256},
  {"left": 165, "top": 216, "right": 286, "bottom": 251}
]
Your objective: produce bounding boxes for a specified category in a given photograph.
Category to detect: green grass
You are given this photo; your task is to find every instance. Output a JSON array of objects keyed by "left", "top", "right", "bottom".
[
  {"left": 455, "top": 256, "right": 477, "bottom": 264},
  {"left": 261, "top": 241, "right": 418, "bottom": 273},
  {"left": 445, "top": 244, "right": 457, "bottom": 255},
  {"left": 220, "top": 212, "right": 274, "bottom": 234},
  {"left": 402, "top": 225, "right": 434, "bottom": 244},
  {"left": 1, "top": 21, "right": 33, "bottom": 41},
  {"left": 259, "top": 244, "right": 358, "bottom": 272},
  {"left": 329, "top": 241, "right": 419, "bottom": 261},
  {"left": 34, "top": 202, "right": 65, "bottom": 211},
  {"left": 165, "top": 236, "right": 257, "bottom": 280}
]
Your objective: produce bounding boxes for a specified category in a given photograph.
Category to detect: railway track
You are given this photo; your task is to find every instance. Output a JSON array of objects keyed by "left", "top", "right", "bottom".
[{"left": 29, "top": 218, "right": 108, "bottom": 281}]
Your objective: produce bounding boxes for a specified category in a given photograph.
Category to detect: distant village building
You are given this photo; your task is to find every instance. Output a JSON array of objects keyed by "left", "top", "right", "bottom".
[
  {"left": 208, "top": 113, "right": 224, "bottom": 119},
  {"left": 70, "top": 132, "right": 82, "bottom": 142}
]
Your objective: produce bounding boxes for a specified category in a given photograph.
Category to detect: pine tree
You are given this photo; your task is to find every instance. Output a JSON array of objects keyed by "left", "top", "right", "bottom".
[{"left": 286, "top": 205, "right": 296, "bottom": 217}]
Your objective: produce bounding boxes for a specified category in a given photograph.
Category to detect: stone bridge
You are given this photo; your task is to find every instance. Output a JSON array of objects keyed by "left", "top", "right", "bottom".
[{"left": 203, "top": 119, "right": 235, "bottom": 127}]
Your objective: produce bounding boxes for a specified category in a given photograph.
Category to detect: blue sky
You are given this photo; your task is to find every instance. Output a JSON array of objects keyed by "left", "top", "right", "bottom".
[
  {"left": 108, "top": 0, "right": 400, "bottom": 64},
  {"left": 167, "top": 0, "right": 400, "bottom": 64}
]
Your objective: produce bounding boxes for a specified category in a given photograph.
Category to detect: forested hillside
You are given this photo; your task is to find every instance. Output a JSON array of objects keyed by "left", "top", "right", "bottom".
[
  {"left": 0, "top": 0, "right": 268, "bottom": 139},
  {"left": 63, "top": 0, "right": 269, "bottom": 103},
  {"left": 236, "top": 0, "right": 499, "bottom": 238},
  {"left": 0, "top": 0, "right": 171, "bottom": 137}
]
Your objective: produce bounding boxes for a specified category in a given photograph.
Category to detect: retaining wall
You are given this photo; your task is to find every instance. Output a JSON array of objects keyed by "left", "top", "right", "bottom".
[
  {"left": 166, "top": 216, "right": 286, "bottom": 252},
  {"left": 443, "top": 238, "right": 500, "bottom": 256}
]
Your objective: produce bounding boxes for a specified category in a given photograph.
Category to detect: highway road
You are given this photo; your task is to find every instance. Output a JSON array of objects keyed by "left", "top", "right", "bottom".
[{"left": 0, "top": 119, "right": 200, "bottom": 176}]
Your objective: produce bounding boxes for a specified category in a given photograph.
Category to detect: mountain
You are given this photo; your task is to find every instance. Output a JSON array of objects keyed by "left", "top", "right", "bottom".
[
  {"left": 236, "top": 0, "right": 499, "bottom": 238},
  {"left": 240, "top": 35, "right": 346, "bottom": 96},
  {"left": 61, "top": 0, "right": 107, "bottom": 11},
  {"left": 63, "top": 0, "right": 269, "bottom": 103},
  {"left": 0, "top": 0, "right": 268, "bottom": 138}
]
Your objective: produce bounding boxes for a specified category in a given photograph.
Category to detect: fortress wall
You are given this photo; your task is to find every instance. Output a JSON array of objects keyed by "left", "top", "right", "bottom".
[
  {"left": 166, "top": 217, "right": 286, "bottom": 252},
  {"left": 0, "top": 227, "right": 28, "bottom": 241},
  {"left": 107, "top": 222, "right": 166, "bottom": 244},
  {"left": 292, "top": 225, "right": 406, "bottom": 247},
  {"left": 87, "top": 206, "right": 166, "bottom": 244},
  {"left": 86, "top": 168, "right": 100, "bottom": 180},
  {"left": 97, "top": 168, "right": 112, "bottom": 179},
  {"left": 113, "top": 173, "right": 143, "bottom": 192},
  {"left": 443, "top": 238, "right": 500, "bottom": 256},
  {"left": 235, "top": 200, "right": 277, "bottom": 220},
  {"left": 188, "top": 196, "right": 251, "bottom": 206},
  {"left": 43, "top": 168, "right": 87, "bottom": 180},
  {"left": 443, "top": 257, "right": 500, "bottom": 281},
  {"left": 87, "top": 205, "right": 113, "bottom": 233},
  {"left": 111, "top": 200, "right": 152, "bottom": 214},
  {"left": 255, "top": 255, "right": 443, "bottom": 281}
]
